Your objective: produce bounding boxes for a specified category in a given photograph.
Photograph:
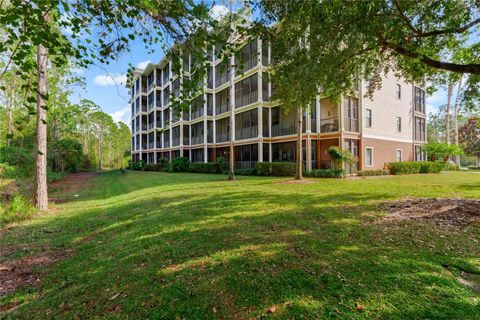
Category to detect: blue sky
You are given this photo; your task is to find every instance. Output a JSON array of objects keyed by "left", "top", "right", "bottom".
[{"left": 69, "top": 3, "right": 450, "bottom": 125}]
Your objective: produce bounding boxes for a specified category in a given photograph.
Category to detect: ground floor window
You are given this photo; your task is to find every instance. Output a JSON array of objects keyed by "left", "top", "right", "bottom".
[
  {"left": 396, "top": 149, "right": 402, "bottom": 162},
  {"left": 365, "top": 147, "right": 373, "bottom": 167},
  {"left": 235, "top": 144, "right": 258, "bottom": 170},
  {"left": 272, "top": 141, "right": 295, "bottom": 162},
  {"left": 191, "top": 148, "right": 204, "bottom": 163},
  {"left": 415, "top": 145, "right": 426, "bottom": 161}
]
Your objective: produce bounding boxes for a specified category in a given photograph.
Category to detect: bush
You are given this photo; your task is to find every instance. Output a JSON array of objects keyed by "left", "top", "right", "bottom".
[
  {"left": 167, "top": 157, "right": 191, "bottom": 172},
  {"left": 47, "top": 168, "right": 67, "bottom": 182},
  {"left": 359, "top": 169, "right": 390, "bottom": 176},
  {"left": 305, "top": 168, "right": 346, "bottom": 178},
  {"left": 387, "top": 162, "right": 422, "bottom": 175},
  {"left": 443, "top": 162, "right": 460, "bottom": 171},
  {"left": 0, "top": 146, "right": 34, "bottom": 178},
  {"left": 0, "top": 194, "right": 35, "bottom": 224},
  {"left": 256, "top": 162, "right": 297, "bottom": 176},
  {"left": 191, "top": 162, "right": 221, "bottom": 174},
  {"left": 419, "top": 162, "right": 444, "bottom": 173},
  {"left": 0, "top": 163, "right": 19, "bottom": 179},
  {"left": 143, "top": 163, "right": 165, "bottom": 171},
  {"left": 235, "top": 167, "right": 257, "bottom": 176},
  {"left": 387, "top": 161, "right": 445, "bottom": 175},
  {"left": 467, "top": 165, "right": 480, "bottom": 170},
  {"left": 128, "top": 160, "right": 145, "bottom": 170}
]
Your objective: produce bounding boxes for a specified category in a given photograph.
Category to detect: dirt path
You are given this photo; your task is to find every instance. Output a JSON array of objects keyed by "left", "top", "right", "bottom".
[{"left": 49, "top": 172, "right": 99, "bottom": 203}]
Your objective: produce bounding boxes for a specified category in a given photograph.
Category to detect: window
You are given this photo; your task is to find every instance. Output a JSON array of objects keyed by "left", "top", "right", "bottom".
[
  {"left": 396, "top": 149, "right": 402, "bottom": 162},
  {"left": 396, "top": 84, "right": 401, "bottom": 99},
  {"left": 415, "top": 87, "right": 426, "bottom": 113},
  {"left": 396, "top": 116, "right": 401, "bottom": 132},
  {"left": 365, "top": 109, "right": 372, "bottom": 128},
  {"left": 415, "top": 145, "right": 426, "bottom": 161},
  {"left": 415, "top": 116, "right": 426, "bottom": 141},
  {"left": 365, "top": 148, "right": 373, "bottom": 167}
]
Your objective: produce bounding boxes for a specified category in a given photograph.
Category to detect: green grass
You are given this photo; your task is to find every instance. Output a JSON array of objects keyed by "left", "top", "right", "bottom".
[{"left": 1, "top": 171, "right": 479, "bottom": 319}]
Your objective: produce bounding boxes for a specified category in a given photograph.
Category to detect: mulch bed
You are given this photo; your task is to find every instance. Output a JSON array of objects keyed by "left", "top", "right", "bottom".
[
  {"left": 379, "top": 198, "right": 480, "bottom": 227},
  {"left": 0, "top": 249, "right": 73, "bottom": 298}
]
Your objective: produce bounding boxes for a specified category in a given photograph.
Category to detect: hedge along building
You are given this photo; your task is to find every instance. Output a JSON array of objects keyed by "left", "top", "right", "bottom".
[{"left": 129, "top": 38, "right": 427, "bottom": 172}]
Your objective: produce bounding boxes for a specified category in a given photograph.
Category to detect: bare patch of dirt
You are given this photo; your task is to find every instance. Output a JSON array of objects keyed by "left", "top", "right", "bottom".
[
  {"left": 379, "top": 198, "right": 480, "bottom": 227},
  {"left": 275, "top": 179, "right": 315, "bottom": 185},
  {"left": 49, "top": 172, "right": 99, "bottom": 203},
  {"left": 0, "top": 249, "right": 73, "bottom": 297},
  {"left": 458, "top": 272, "right": 480, "bottom": 294}
]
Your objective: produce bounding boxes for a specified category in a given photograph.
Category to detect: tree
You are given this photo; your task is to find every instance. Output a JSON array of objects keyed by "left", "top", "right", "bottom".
[
  {"left": 459, "top": 117, "right": 480, "bottom": 165},
  {"left": 0, "top": 0, "right": 217, "bottom": 209},
  {"left": 257, "top": 1, "right": 480, "bottom": 95},
  {"left": 91, "top": 111, "right": 114, "bottom": 171},
  {"left": 423, "top": 142, "right": 463, "bottom": 162}
]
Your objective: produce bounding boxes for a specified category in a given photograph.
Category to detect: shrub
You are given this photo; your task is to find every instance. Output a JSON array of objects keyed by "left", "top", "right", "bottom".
[
  {"left": 387, "top": 162, "right": 422, "bottom": 175},
  {"left": 387, "top": 161, "right": 445, "bottom": 175},
  {"left": 256, "top": 162, "right": 297, "bottom": 176},
  {"left": 167, "top": 157, "right": 191, "bottom": 172},
  {"left": 467, "top": 165, "right": 480, "bottom": 170},
  {"left": 328, "top": 146, "right": 356, "bottom": 169},
  {"left": 235, "top": 167, "right": 257, "bottom": 176},
  {"left": 128, "top": 160, "right": 145, "bottom": 170},
  {"left": 143, "top": 163, "right": 165, "bottom": 171},
  {"left": 47, "top": 168, "right": 67, "bottom": 182},
  {"left": 443, "top": 162, "right": 460, "bottom": 171},
  {"left": 305, "top": 168, "right": 346, "bottom": 178},
  {"left": 0, "top": 194, "right": 35, "bottom": 224},
  {"left": 419, "top": 162, "right": 444, "bottom": 173},
  {"left": 0, "top": 146, "right": 34, "bottom": 178},
  {"left": 191, "top": 162, "right": 221, "bottom": 174},
  {"left": 359, "top": 169, "right": 390, "bottom": 176},
  {"left": 0, "top": 163, "right": 19, "bottom": 179}
]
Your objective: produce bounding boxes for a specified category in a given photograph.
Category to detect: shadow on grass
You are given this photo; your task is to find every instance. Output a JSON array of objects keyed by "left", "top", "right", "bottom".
[{"left": 1, "top": 173, "right": 479, "bottom": 319}]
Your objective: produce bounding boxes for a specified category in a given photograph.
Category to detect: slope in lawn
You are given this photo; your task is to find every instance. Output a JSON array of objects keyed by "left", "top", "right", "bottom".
[{"left": 0, "top": 171, "right": 479, "bottom": 319}]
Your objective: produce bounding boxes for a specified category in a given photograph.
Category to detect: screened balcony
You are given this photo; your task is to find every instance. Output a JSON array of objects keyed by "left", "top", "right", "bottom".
[
  {"left": 215, "top": 88, "right": 230, "bottom": 115},
  {"left": 271, "top": 107, "right": 295, "bottom": 136},
  {"left": 216, "top": 117, "right": 230, "bottom": 143},
  {"left": 343, "top": 96, "right": 359, "bottom": 132},
  {"left": 235, "top": 75, "right": 258, "bottom": 108},
  {"left": 235, "top": 109, "right": 258, "bottom": 140},
  {"left": 320, "top": 97, "right": 339, "bottom": 133}
]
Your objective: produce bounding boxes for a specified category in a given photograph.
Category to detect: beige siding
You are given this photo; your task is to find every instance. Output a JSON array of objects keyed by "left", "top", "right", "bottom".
[{"left": 361, "top": 72, "right": 413, "bottom": 143}]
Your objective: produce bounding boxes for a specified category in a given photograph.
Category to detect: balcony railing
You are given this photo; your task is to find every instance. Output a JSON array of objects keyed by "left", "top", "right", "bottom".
[
  {"left": 271, "top": 124, "right": 295, "bottom": 137},
  {"left": 239, "top": 56, "right": 257, "bottom": 73},
  {"left": 164, "top": 140, "right": 170, "bottom": 148},
  {"left": 172, "top": 137, "right": 180, "bottom": 146},
  {"left": 235, "top": 126, "right": 258, "bottom": 140},
  {"left": 148, "top": 122, "right": 154, "bottom": 130},
  {"left": 320, "top": 117, "right": 339, "bottom": 133},
  {"left": 142, "top": 105, "right": 147, "bottom": 112},
  {"left": 156, "top": 141, "right": 162, "bottom": 148},
  {"left": 191, "top": 135, "right": 204, "bottom": 145},
  {"left": 235, "top": 91, "right": 258, "bottom": 108},
  {"left": 191, "top": 107, "right": 204, "bottom": 120},
  {"left": 216, "top": 73, "right": 229, "bottom": 87},
  {"left": 216, "top": 132, "right": 229, "bottom": 143},
  {"left": 344, "top": 117, "right": 359, "bottom": 132},
  {"left": 215, "top": 103, "right": 230, "bottom": 115},
  {"left": 183, "top": 137, "right": 190, "bottom": 146},
  {"left": 141, "top": 125, "right": 147, "bottom": 131},
  {"left": 156, "top": 121, "right": 162, "bottom": 128},
  {"left": 148, "top": 142, "right": 154, "bottom": 149}
]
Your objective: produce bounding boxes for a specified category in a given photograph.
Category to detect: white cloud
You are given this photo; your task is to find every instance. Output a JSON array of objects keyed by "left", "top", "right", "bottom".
[
  {"left": 93, "top": 73, "right": 127, "bottom": 86},
  {"left": 109, "top": 106, "right": 131, "bottom": 124},
  {"left": 209, "top": 4, "right": 230, "bottom": 20},
  {"left": 136, "top": 60, "right": 151, "bottom": 70}
]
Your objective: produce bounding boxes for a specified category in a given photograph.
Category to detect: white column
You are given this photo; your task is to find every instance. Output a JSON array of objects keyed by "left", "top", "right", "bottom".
[
  {"left": 203, "top": 92, "right": 208, "bottom": 163},
  {"left": 316, "top": 96, "right": 321, "bottom": 133}
]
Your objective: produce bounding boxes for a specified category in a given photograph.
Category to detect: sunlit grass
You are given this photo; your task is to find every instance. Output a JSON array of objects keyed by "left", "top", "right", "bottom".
[{"left": 0, "top": 171, "right": 479, "bottom": 319}]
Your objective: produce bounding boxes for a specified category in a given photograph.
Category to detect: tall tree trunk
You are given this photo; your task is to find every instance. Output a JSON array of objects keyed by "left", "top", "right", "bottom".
[
  {"left": 295, "top": 107, "right": 303, "bottom": 180},
  {"left": 98, "top": 130, "right": 103, "bottom": 170},
  {"left": 35, "top": 42, "right": 48, "bottom": 211},
  {"left": 453, "top": 76, "right": 463, "bottom": 167},
  {"left": 6, "top": 91, "right": 13, "bottom": 146},
  {"left": 445, "top": 83, "right": 453, "bottom": 145}
]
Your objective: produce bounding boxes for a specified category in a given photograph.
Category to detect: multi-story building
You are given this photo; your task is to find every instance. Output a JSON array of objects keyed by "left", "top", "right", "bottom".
[{"left": 129, "top": 38, "right": 427, "bottom": 171}]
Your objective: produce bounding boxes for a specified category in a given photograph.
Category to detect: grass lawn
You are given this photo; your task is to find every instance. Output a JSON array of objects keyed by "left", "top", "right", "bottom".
[{"left": 1, "top": 171, "right": 479, "bottom": 319}]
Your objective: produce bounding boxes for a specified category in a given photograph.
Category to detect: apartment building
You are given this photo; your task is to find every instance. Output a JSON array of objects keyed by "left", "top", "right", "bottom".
[{"left": 129, "top": 38, "right": 427, "bottom": 171}]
